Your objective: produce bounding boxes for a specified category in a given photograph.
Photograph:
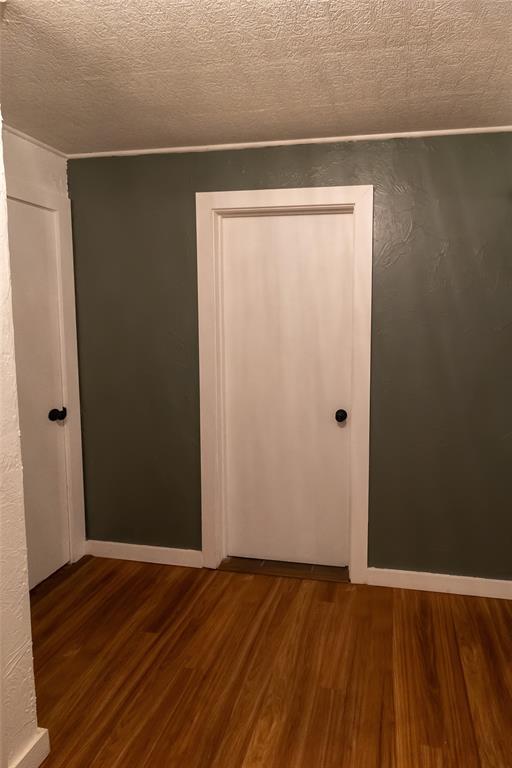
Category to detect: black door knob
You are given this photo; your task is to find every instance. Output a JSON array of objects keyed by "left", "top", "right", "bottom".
[
  {"left": 48, "top": 407, "right": 67, "bottom": 422},
  {"left": 335, "top": 409, "right": 348, "bottom": 423}
]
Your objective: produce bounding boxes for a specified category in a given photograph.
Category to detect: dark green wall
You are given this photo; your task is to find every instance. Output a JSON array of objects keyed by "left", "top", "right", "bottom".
[{"left": 68, "top": 134, "right": 512, "bottom": 578}]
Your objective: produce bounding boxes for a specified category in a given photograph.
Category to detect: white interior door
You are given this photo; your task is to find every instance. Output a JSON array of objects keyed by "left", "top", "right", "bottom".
[
  {"left": 8, "top": 198, "right": 70, "bottom": 588},
  {"left": 222, "top": 210, "right": 354, "bottom": 566}
]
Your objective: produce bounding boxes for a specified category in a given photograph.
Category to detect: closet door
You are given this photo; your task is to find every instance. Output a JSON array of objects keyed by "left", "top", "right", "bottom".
[
  {"left": 8, "top": 198, "right": 69, "bottom": 588},
  {"left": 221, "top": 208, "right": 354, "bottom": 566}
]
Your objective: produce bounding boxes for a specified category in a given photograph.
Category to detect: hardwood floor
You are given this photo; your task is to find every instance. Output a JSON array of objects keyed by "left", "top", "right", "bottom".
[
  {"left": 31, "top": 556, "right": 512, "bottom": 767},
  {"left": 219, "top": 556, "right": 349, "bottom": 582}
]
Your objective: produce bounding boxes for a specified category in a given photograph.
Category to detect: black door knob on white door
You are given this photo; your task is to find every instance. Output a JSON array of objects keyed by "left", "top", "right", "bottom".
[
  {"left": 335, "top": 409, "right": 348, "bottom": 423},
  {"left": 48, "top": 407, "right": 67, "bottom": 422}
]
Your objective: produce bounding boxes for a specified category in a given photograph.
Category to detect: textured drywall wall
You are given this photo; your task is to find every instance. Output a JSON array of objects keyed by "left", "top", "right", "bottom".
[
  {"left": 68, "top": 132, "right": 512, "bottom": 579},
  {"left": 3, "top": 0, "right": 512, "bottom": 153},
  {"left": 0, "top": 121, "right": 48, "bottom": 766}
]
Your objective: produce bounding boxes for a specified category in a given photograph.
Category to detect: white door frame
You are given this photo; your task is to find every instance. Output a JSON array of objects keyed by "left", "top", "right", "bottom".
[
  {"left": 7, "top": 175, "right": 86, "bottom": 564},
  {"left": 196, "top": 186, "right": 373, "bottom": 583}
]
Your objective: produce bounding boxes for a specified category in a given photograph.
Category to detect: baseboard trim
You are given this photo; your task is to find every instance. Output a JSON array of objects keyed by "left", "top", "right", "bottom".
[
  {"left": 10, "top": 728, "right": 50, "bottom": 768},
  {"left": 367, "top": 567, "right": 512, "bottom": 600},
  {"left": 85, "top": 540, "right": 203, "bottom": 568}
]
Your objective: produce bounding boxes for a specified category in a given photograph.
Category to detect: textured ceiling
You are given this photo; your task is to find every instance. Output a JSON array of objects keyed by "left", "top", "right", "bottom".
[{"left": 2, "top": 0, "right": 512, "bottom": 154}]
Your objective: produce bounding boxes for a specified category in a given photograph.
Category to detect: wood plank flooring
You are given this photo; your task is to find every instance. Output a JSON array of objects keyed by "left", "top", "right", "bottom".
[
  {"left": 219, "top": 556, "right": 349, "bottom": 582},
  {"left": 31, "top": 556, "right": 512, "bottom": 767}
]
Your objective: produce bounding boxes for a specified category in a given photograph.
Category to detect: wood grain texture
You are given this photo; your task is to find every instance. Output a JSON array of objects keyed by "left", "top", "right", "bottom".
[{"left": 31, "top": 557, "right": 512, "bottom": 767}]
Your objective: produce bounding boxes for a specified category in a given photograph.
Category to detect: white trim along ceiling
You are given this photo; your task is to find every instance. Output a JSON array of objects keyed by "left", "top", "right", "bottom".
[{"left": 4, "top": 122, "right": 512, "bottom": 160}]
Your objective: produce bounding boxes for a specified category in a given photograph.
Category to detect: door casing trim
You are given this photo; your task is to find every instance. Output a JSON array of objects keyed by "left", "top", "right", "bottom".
[{"left": 196, "top": 186, "right": 373, "bottom": 582}]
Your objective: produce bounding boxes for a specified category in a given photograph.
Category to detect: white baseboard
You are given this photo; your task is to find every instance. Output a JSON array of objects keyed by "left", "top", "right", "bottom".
[
  {"left": 83, "top": 543, "right": 512, "bottom": 598},
  {"left": 367, "top": 567, "right": 512, "bottom": 600},
  {"left": 85, "top": 539, "right": 203, "bottom": 568},
  {"left": 10, "top": 728, "right": 50, "bottom": 768}
]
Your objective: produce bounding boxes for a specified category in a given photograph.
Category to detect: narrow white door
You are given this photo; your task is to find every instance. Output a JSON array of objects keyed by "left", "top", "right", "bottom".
[
  {"left": 8, "top": 198, "right": 69, "bottom": 588},
  {"left": 222, "top": 210, "right": 354, "bottom": 566}
]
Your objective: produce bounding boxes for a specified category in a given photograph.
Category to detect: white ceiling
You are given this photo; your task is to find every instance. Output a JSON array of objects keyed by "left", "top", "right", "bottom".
[{"left": 2, "top": 0, "right": 512, "bottom": 155}]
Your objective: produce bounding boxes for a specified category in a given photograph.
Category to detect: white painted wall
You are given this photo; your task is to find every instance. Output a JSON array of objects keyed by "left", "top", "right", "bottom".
[
  {"left": 3, "top": 127, "right": 67, "bottom": 195},
  {"left": 0, "top": 121, "right": 50, "bottom": 767}
]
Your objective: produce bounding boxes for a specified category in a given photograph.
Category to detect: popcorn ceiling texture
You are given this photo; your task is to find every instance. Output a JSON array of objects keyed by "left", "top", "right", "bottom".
[{"left": 2, "top": 0, "right": 512, "bottom": 154}]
